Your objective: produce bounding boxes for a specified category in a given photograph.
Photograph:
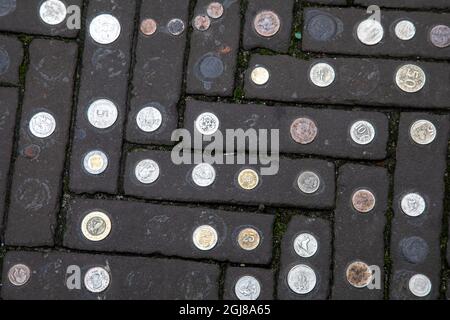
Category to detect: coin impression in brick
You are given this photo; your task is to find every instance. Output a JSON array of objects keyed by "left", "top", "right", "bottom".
[
  {"left": 207, "top": 2, "right": 224, "bottom": 19},
  {"left": 89, "top": 14, "right": 121, "bottom": 45},
  {"left": 350, "top": 120, "right": 375, "bottom": 145},
  {"left": 352, "top": 189, "right": 376, "bottom": 213},
  {"left": 193, "top": 14, "right": 211, "bottom": 31},
  {"left": 81, "top": 211, "right": 112, "bottom": 242},
  {"left": 135, "top": 159, "right": 160, "bottom": 184},
  {"left": 87, "top": 99, "right": 118, "bottom": 129},
  {"left": 238, "top": 168, "right": 260, "bottom": 190},
  {"left": 195, "top": 112, "right": 220, "bottom": 135},
  {"left": 235, "top": 275, "right": 261, "bottom": 300},
  {"left": 410, "top": 120, "right": 436, "bottom": 145},
  {"left": 253, "top": 10, "right": 281, "bottom": 38},
  {"left": 307, "top": 13, "right": 338, "bottom": 42},
  {"left": 294, "top": 233, "right": 318, "bottom": 258},
  {"left": 39, "top": 0, "right": 67, "bottom": 25},
  {"left": 250, "top": 66, "right": 270, "bottom": 85},
  {"left": 136, "top": 106, "right": 163, "bottom": 133},
  {"left": 309, "top": 62, "right": 335, "bottom": 87},
  {"left": 83, "top": 150, "right": 108, "bottom": 175},
  {"left": 238, "top": 227, "right": 261, "bottom": 251},
  {"left": 409, "top": 274, "right": 432, "bottom": 297},
  {"left": 167, "top": 18, "right": 185, "bottom": 36},
  {"left": 394, "top": 20, "right": 416, "bottom": 41},
  {"left": 357, "top": 19, "right": 384, "bottom": 45},
  {"left": 193, "top": 225, "right": 218, "bottom": 251},
  {"left": 192, "top": 163, "right": 216, "bottom": 187},
  {"left": 290, "top": 117, "right": 318, "bottom": 145},
  {"left": 297, "top": 171, "right": 320, "bottom": 194},
  {"left": 140, "top": 18, "right": 157, "bottom": 36},
  {"left": 287, "top": 264, "right": 317, "bottom": 295},
  {"left": 29, "top": 112, "right": 56, "bottom": 138},
  {"left": 401, "top": 193, "right": 426, "bottom": 217},
  {"left": 0, "top": 0, "right": 16, "bottom": 17},
  {"left": 346, "top": 261, "right": 372, "bottom": 288},
  {"left": 429, "top": 25, "right": 450, "bottom": 48},
  {"left": 8, "top": 264, "right": 31, "bottom": 286},
  {"left": 400, "top": 236, "right": 429, "bottom": 264},
  {"left": 395, "top": 64, "right": 426, "bottom": 93},
  {"left": 84, "top": 267, "right": 110, "bottom": 293}
]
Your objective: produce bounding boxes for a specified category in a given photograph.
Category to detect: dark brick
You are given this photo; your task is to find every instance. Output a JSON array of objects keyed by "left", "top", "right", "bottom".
[
  {"left": 307, "top": 0, "right": 347, "bottom": 5},
  {"left": 355, "top": 0, "right": 450, "bottom": 9},
  {"left": 0, "top": 35, "right": 22, "bottom": 84},
  {"left": 223, "top": 267, "right": 274, "bottom": 300}
]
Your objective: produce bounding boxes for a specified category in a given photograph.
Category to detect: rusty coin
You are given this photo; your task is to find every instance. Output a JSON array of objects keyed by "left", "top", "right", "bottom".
[
  {"left": 290, "top": 117, "right": 318, "bottom": 145},
  {"left": 352, "top": 189, "right": 376, "bottom": 213},
  {"left": 140, "top": 18, "right": 157, "bottom": 36},
  {"left": 346, "top": 261, "right": 373, "bottom": 288}
]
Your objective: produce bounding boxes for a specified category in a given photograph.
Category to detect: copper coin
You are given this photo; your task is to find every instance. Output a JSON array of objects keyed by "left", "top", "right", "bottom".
[
  {"left": 207, "top": 2, "right": 224, "bottom": 19},
  {"left": 290, "top": 117, "right": 318, "bottom": 145},
  {"left": 346, "top": 261, "right": 373, "bottom": 288},
  {"left": 140, "top": 18, "right": 157, "bottom": 36},
  {"left": 253, "top": 10, "right": 280, "bottom": 37},
  {"left": 352, "top": 189, "right": 376, "bottom": 213},
  {"left": 193, "top": 14, "right": 211, "bottom": 31}
]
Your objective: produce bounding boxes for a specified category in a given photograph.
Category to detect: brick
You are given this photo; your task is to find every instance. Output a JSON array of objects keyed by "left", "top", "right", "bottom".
[
  {"left": 0, "top": 35, "right": 22, "bottom": 84},
  {"left": 307, "top": 0, "right": 347, "bottom": 5},
  {"left": 355, "top": 0, "right": 450, "bottom": 9},
  {"left": 4, "top": 39, "right": 78, "bottom": 246},
  {"left": 223, "top": 267, "right": 274, "bottom": 300}
]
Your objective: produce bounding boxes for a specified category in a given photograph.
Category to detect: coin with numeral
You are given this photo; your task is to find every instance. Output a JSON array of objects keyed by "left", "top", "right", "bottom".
[
  {"left": 350, "top": 120, "right": 375, "bottom": 145},
  {"left": 238, "top": 227, "right": 261, "bottom": 251},
  {"left": 87, "top": 99, "right": 118, "bottom": 129},
  {"left": 395, "top": 64, "right": 426, "bottom": 93},
  {"left": 309, "top": 62, "right": 335, "bottom": 87},
  {"left": 89, "top": 14, "right": 121, "bottom": 45}
]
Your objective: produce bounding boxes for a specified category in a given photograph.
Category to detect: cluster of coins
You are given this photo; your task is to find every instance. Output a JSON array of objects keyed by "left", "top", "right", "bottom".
[
  {"left": 140, "top": 17, "right": 185, "bottom": 36},
  {"left": 192, "top": 2, "right": 224, "bottom": 32}
]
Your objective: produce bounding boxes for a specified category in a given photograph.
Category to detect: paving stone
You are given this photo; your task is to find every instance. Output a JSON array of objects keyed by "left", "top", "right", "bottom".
[
  {"left": 223, "top": 266, "right": 274, "bottom": 300},
  {"left": 69, "top": 0, "right": 135, "bottom": 194},
  {"left": 244, "top": 54, "right": 450, "bottom": 109},
  {"left": 186, "top": 0, "right": 240, "bottom": 96},
  {"left": 1, "top": 250, "right": 220, "bottom": 300},
  {"left": 0, "top": 0, "right": 82, "bottom": 37},
  {"left": 390, "top": 113, "right": 449, "bottom": 300},
  {"left": 277, "top": 215, "right": 332, "bottom": 300},
  {"left": 307, "top": 0, "right": 347, "bottom": 5},
  {"left": 4, "top": 39, "right": 78, "bottom": 247},
  {"left": 0, "top": 35, "right": 22, "bottom": 84},
  {"left": 355, "top": 0, "right": 450, "bottom": 9},
  {"left": 331, "top": 164, "right": 388, "bottom": 300},
  {"left": 184, "top": 98, "right": 389, "bottom": 160},
  {"left": 125, "top": 0, "right": 189, "bottom": 146}
]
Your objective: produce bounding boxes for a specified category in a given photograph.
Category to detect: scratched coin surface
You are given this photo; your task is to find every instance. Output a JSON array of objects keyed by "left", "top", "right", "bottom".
[
  {"left": 350, "top": 120, "right": 375, "bottom": 145},
  {"left": 29, "top": 112, "right": 56, "bottom": 138},
  {"left": 357, "top": 19, "right": 384, "bottom": 45},
  {"left": 83, "top": 150, "right": 108, "bottom": 175},
  {"left": 235, "top": 276, "right": 261, "bottom": 300},
  {"left": 84, "top": 267, "right": 110, "bottom": 293},
  {"left": 401, "top": 193, "right": 426, "bottom": 217},
  {"left": 238, "top": 169, "right": 259, "bottom": 190},
  {"left": 294, "top": 233, "right": 318, "bottom": 258},
  {"left": 309, "top": 62, "right": 335, "bottom": 87},
  {"left": 135, "top": 159, "right": 160, "bottom": 184},
  {"left": 87, "top": 99, "right": 118, "bottom": 129},
  {"left": 195, "top": 112, "right": 219, "bottom": 135},
  {"left": 89, "top": 14, "right": 121, "bottom": 45},
  {"left": 81, "top": 211, "right": 112, "bottom": 242},
  {"left": 207, "top": 2, "right": 224, "bottom": 19},
  {"left": 39, "top": 0, "right": 67, "bottom": 25},
  {"left": 8, "top": 264, "right": 31, "bottom": 286},
  {"left": 192, "top": 163, "right": 216, "bottom": 187},
  {"left": 167, "top": 18, "right": 185, "bottom": 36},
  {"left": 136, "top": 106, "right": 163, "bottom": 133},
  {"left": 192, "top": 225, "right": 218, "bottom": 251},
  {"left": 297, "top": 171, "right": 320, "bottom": 194},
  {"left": 352, "top": 189, "right": 376, "bottom": 213},
  {"left": 409, "top": 274, "right": 432, "bottom": 297},
  {"left": 140, "top": 18, "right": 157, "bottom": 36},
  {"left": 430, "top": 25, "right": 450, "bottom": 48},
  {"left": 253, "top": 10, "right": 281, "bottom": 37},
  {"left": 410, "top": 120, "right": 436, "bottom": 145},
  {"left": 290, "top": 117, "right": 318, "bottom": 144},
  {"left": 287, "top": 264, "right": 317, "bottom": 295},
  {"left": 395, "top": 64, "right": 426, "bottom": 93},
  {"left": 193, "top": 14, "right": 211, "bottom": 31},
  {"left": 394, "top": 20, "right": 416, "bottom": 41},
  {"left": 346, "top": 261, "right": 373, "bottom": 288},
  {"left": 250, "top": 66, "right": 270, "bottom": 85},
  {"left": 238, "top": 227, "right": 261, "bottom": 251}
]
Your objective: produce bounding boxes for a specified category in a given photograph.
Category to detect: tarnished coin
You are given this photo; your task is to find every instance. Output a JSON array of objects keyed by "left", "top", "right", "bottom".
[
  {"left": 357, "top": 19, "right": 384, "bottom": 45},
  {"left": 135, "top": 159, "right": 160, "bottom": 184},
  {"left": 294, "top": 233, "right": 318, "bottom": 258},
  {"left": 39, "top": 0, "right": 66, "bottom": 25},
  {"left": 207, "top": 2, "right": 224, "bottom": 19},
  {"left": 250, "top": 66, "right": 270, "bottom": 85},
  {"left": 394, "top": 20, "right": 416, "bottom": 41},
  {"left": 346, "top": 261, "right": 373, "bottom": 288},
  {"left": 140, "top": 18, "right": 157, "bottom": 36},
  {"left": 0, "top": 0, "right": 16, "bottom": 17},
  {"left": 350, "top": 120, "right": 375, "bottom": 145},
  {"left": 81, "top": 211, "right": 112, "bottom": 242},
  {"left": 193, "top": 14, "right": 211, "bottom": 31},
  {"left": 307, "top": 13, "right": 337, "bottom": 42},
  {"left": 430, "top": 25, "right": 450, "bottom": 48},
  {"left": 89, "top": 14, "right": 121, "bottom": 45},
  {"left": 238, "top": 227, "right": 260, "bottom": 251},
  {"left": 83, "top": 150, "right": 108, "bottom": 175},
  {"left": 400, "top": 236, "right": 429, "bottom": 265},
  {"left": 235, "top": 276, "right": 261, "bottom": 300},
  {"left": 352, "top": 189, "right": 376, "bottom": 213},
  {"left": 287, "top": 264, "right": 317, "bottom": 295},
  {"left": 253, "top": 10, "right": 280, "bottom": 37},
  {"left": 309, "top": 62, "right": 335, "bottom": 87},
  {"left": 193, "top": 225, "right": 218, "bottom": 251},
  {"left": 199, "top": 55, "right": 224, "bottom": 79},
  {"left": 87, "top": 99, "right": 118, "bottom": 129},
  {"left": 167, "top": 18, "right": 185, "bottom": 36},
  {"left": 29, "top": 112, "right": 56, "bottom": 138},
  {"left": 8, "top": 264, "right": 31, "bottom": 286},
  {"left": 195, "top": 112, "right": 219, "bottom": 135},
  {"left": 290, "top": 117, "right": 318, "bottom": 145},
  {"left": 238, "top": 169, "right": 259, "bottom": 190},
  {"left": 395, "top": 64, "right": 426, "bottom": 93},
  {"left": 136, "top": 106, "right": 162, "bottom": 133},
  {"left": 0, "top": 48, "right": 10, "bottom": 75},
  {"left": 401, "top": 193, "right": 426, "bottom": 217},
  {"left": 84, "top": 267, "right": 110, "bottom": 293},
  {"left": 409, "top": 274, "right": 432, "bottom": 297},
  {"left": 192, "top": 163, "right": 216, "bottom": 187},
  {"left": 297, "top": 171, "right": 320, "bottom": 194},
  {"left": 410, "top": 120, "right": 436, "bottom": 145}
]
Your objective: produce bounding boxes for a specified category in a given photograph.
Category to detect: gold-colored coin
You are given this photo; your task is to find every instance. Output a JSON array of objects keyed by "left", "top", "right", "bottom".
[
  {"left": 238, "top": 228, "right": 261, "bottom": 251},
  {"left": 238, "top": 169, "right": 259, "bottom": 190},
  {"left": 192, "top": 225, "right": 218, "bottom": 251}
]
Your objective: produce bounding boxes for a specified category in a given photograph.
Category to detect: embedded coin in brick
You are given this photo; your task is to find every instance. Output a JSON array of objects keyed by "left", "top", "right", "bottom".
[
  {"left": 89, "top": 14, "right": 121, "bottom": 45},
  {"left": 401, "top": 193, "right": 426, "bottom": 217},
  {"left": 394, "top": 20, "right": 416, "bottom": 41},
  {"left": 135, "top": 159, "right": 160, "bottom": 184},
  {"left": 250, "top": 66, "right": 270, "bottom": 85},
  {"left": 136, "top": 106, "right": 163, "bottom": 132},
  {"left": 309, "top": 62, "right": 335, "bottom": 87},
  {"left": 350, "top": 120, "right": 375, "bottom": 145},
  {"left": 0, "top": 0, "right": 16, "bottom": 17},
  {"left": 140, "top": 18, "right": 157, "bottom": 36},
  {"left": 207, "top": 2, "right": 224, "bottom": 19},
  {"left": 83, "top": 150, "right": 108, "bottom": 175},
  {"left": 395, "top": 64, "right": 426, "bottom": 93},
  {"left": 237, "top": 227, "right": 261, "bottom": 251},
  {"left": 29, "top": 112, "right": 56, "bottom": 138},
  {"left": 235, "top": 275, "right": 261, "bottom": 300},
  {"left": 192, "top": 225, "right": 218, "bottom": 251},
  {"left": 192, "top": 163, "right": 216, "bottom": 187},
  {"left": 0, "top": 47, "right": 10, "bottom": 75},
  {"left": 357, "top": 18, "right": 384, "bottom": 45},
  {"left": 410, "top": 120, "right": 436, "bottom": 145},
  {"left": 238, "top": 169, "right": 259, "bottom": 190},
  {"left": 400, "top": 236, "right": 429, "bottom": 264},
  {"left": 39, "top": 0, "right": 67, "bottom": 25},
  {"left": 409, "top": 274, "right": 432, "bottom": 297},
  {"left": 346, "top": 261, "right": 372, "bottom": 288},
  {"left": 84, "top": 267, "right": 111, "bottom": 293},
  {"left": 306, "top": 13, "right": 338, "bottom": 42},
  {"left": 429, "top": 25, "right": 450, "bottom": 48},
  {"left": 8, "top": 264, "right": 31, "bottom": 286},
  {"left": 87, "top": 99, "right": 118, "bottom": 129},
  {"left": 287, "top": 264, "right": 317, "bottom": 295},
  {"left": 290, "top": 117, "right": 318, "bottom": 145},
  {"left": 294, "top": 233, "right": 318, "bottom": 258},
  {"left": 253, "top": 10, "right": 281, "bottom": 38},
  {"left": 167, "top": 18, "right": 185, "bottom": 36},
  {"left": 352, "top": 189, "right": 376, "bottom": 213},
  {"left": 193, "top": 14, "right": 211, "bottom": 31},
  {"left": 297, "top": 171, "right": 320, "bottom": 194},
  {"left": 195, "top": 112, "right": 220, "bottom": 135},
  {"left": 81, "top": 211, "right": 112, "bottom": 242}
]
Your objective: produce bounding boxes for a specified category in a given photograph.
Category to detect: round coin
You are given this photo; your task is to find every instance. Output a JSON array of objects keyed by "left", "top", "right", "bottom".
[
  {"left": 253, "top": 10, "right": 281, "bottom": 37},
  {"left": 207, "top": 2, "right": 224, "bottom": 19},
  {"left": 394, "top": 20, "right": 416, "bottom": 41},
  {"left": 83, "top": 150, "right": 108, "bottom": 175},
  {"left": 237, "top": 227, "right": 260, "bottom": 251},
  {"left": 357, "top": 19, "right": 384, "bottom": 45},
  {"left": 400, "top": 236, "right": 429, "bottom": 265},
  {"left": 81, "top": 211, "right": 112, "bottom": 242},
  {"left": 410, "top": 120, "right": 436, "bottom": 145},
  {"left": 192, "top": 163, "right": 216, "bottom": 187},
  {"left": 89, "top": 14, "right": 121, "bottom": 45},
  {"left": 8, "top": 264, "right": 31, "bottom": 286},
  {"left": 287, "top": 264, "right": 317, "bottom": 295},
  {"left": 140, "top": 18, "right": 157, "bottom": 36},
  {"left": 250, "top": 66, "right": 270, "bottom": 85},
  {"left": 297, "top": 171, "right": 320, "bottom": 194},
  {"left": 350, "top": 120, "right": 375, "bottom": 145},
  {"left": 346, "top": 261, "right": 373, "bottom": 288},
  {"left": 87, "top": 99, "right": 118, "bottom": 129},
  {"left": 429, "top": 25, "right": 450, "bottom": 48},
  {"left": 167, "top": 18, "right": 185, "bottom": 36},
  {"left": 195, "top": 112, "right": 219, "bottom": 135},
  {"left": 136, "top": 106, "right": 162, "bottom": 133},
  {"left": 290, "top": 117, "right": 318, "bottom": 145},
  {"left": 306, "top": 13, "right": 337, "bottom": 42},
  {"left": 29, "top": 112, "right": 56, "bottom": 138},
  {"left": 352, "top": 189, "right": 376, "bottom": 213},
  {"left": 193, "top": 14, "right": 211, "bottom": 31},
  {"left": 135, "top": 159, "right": 160, "bottom": 184},
  {"left": 84, "top": 267, "right": 110, "bottom": 293},
  {"left": 401, "top": 193, "right": 426, "bottom": 217},
  {"left": 294, "top": 233, "right": 318, "bottom": 258},
  {"left": 39, "top": 0, "right": 66, "bottom": 25},
  {"left": 409, "top": 274, "right": 432, "bottom": 297},
  {"left": 193, "top": 225, "right": 218, "bottom": 251},
  {"left": 0, "top": 0, "right": 16, "bottom": 17},
  {"left": 235, "top": 276, "right": 261, "bottom": 300},
  {"left": 309, "top": 62, "right": 335, "bottom": 87},
  {"left": 238, "top": 169, "right": 259, "bottom": 190},
  {"left": 395, "top": 64, "right": 426, "bottom": 93}
]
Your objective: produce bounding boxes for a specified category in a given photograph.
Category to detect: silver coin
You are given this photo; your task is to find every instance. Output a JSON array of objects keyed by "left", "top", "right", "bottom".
[
  {"left": 410, "top": 120, "right": 436, "bottom": 145},
  {"left": 401, "top": 193, "right": 426, "bottom": 217},
  {"left": 192, "top": 225, "right": 218, "bottom": 251},
  {"left": 309, "top": 62, "right": 335, "bottom": 87},
  {"left": 135, "top": 159, "right": 160, "bottom": 184},
  {"left": 83, "top": 150, "right": 108, "bottom": 175},
  {"left": 39, "top": 0, "right": 66, "bottom": 25},
  {"left": 167, "top": 18, "right": 185, "bottom": 36},
  {"left": 192, "top": 163, "right": 216, "bottom": 187},
  {"left": 409, "top": 274, "right": 432, "bottom": 297},
  {"left": 297, "top": 171, "right": 320, "bottom": 194},
  {"left": 395, "top": 64, "right": 426, "bottom": 93},
  {"left": 234, "top": 276, "right": 261, "bottom": 300},
  {"left": 394, "top": 20, "right": 416, "bottom": 41},
  {"left": 350, "top": 120, "right": 375, "bottom": 145},
  {"left": 294, "top": 233, "right": 318, "bottom": 258},
  {"left": 195, "top": 112, "right": 219, "bottom": 135},
  {"left": 89, "top": 14, "right": 121, "bottom": 45},
  {"left": 84, "top": 267, "right": 110, "bottom": 293},
  {"left": 29, "top": 112, "right": 56, "bottom": 138},
  {"left": 430, "top": 25, "right": 450, "bottom": 48},
  {"left": 250, "top": 66, "right": 270, "bottom": 85},
  {"left": 287, "top": 264, "right": 317, "bottom": 295},
  {"left": 357, "top": 19, "right": 384, "bottom": 45},
  {"left": 8, "top": 264, "right": 31, "bottom": 286},
  {"left": 0, "top": 0, "right": 16, "bottom": 17},
  {"left": 136, "top": 106, "right": 162, "bottom": 133},
  {"left": 87, "top": 99, "right": 118, "bottom": 129},
  {"left": 253, "top": 10, "right": 281, "bottom": 38},
  {"left": 81, "top": 211, "right": 112, "bottom": 242}
]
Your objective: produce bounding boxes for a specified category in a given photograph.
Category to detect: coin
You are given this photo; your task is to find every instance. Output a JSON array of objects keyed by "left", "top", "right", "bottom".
[
  {"left": 81, "top": 211, "right": 112, "bottom": 242},
  {"left": 195, "top": 112, "right": 219, "bottom": 135},
  {"left": 297, "top": 171, "right": 320, "bottom": 194},
  {"left": 140, "top": 18, "right": 157, "bottom": 36},
  {"left": 309, "top": 62, "right": 335, "bottom": 87},
  {"left": 192, "top": 163, "right": 216, "bottom": 187},
  {"left": 235, "top": 276, "right": 261, "bottom": 300},
  {"left": 207, "top": 2, "right": 224, "bottom": 19},
  {"left": 0, "top": 0, "right": 16, "bottom": 17},
  {"left": 39, "top": 0, "right": 66, "bottom": 25},
  {"left": 192, "top": 225, "right": 218, "bottom": 251},
  {"left": 287, "top": 264, "right": 317, "bottom": 295},
  {"left": 346, "top": 261, "right": 373, "bottom": 288},
  {"left": 253, "top": 10, "right": 281, "bottom": 37},
  {"left": 307, "top": 13, "right": 337, "bottom": 42},
  {"left": 394, "top": 20, "right": 416, "bottom": 41},
  {"left": 0, "top": 47, "right": 10, "bottom": 75},
  {"left": 401, "top": 193, "right": 426, "bottom": 217},
  {"left": 238, "top": 169, "right": 259, "bottom": 190},
  {"left": 83, "top": 150, "right": 108, "bottom": 175},
  {"left": 410, "top": 120, "right": 436, "bottom": 145},
  {"left": 87, "top": 99, "right": 118, "bottom": 129},
  {"left": 290, "top": 117, "right": 318, "bottom": 144},
  {"left": 84, "top": 267, "right": 110, "bottom": 293},
  {"left": 136, "top": 106, "right": 162, "bottom": 132},
  {"left": 350, "top": 120, "right": 375, "bottom": 145},
  {"left": 167, "top": 18, "right": 185, "bottom": 36},
  {"left": 89, "top": 14, "right": 121, "bottom": 45},
  {"left": 8, "top": 264, "right": 31, "bottom": 286},
  {"left": 294, "top": 233, "right": 318, "bottom": 258},
  {"left": 135, "top": 159, "right": 160, "bottom": 184},
  {"left": 400, "top": 236, "right": 429, "bottom": 265},
  {"left": 250, "top": 66, "right": 270, "bottom": 85},
  {"left": 352, "top": 189, "right": 376, "bottom": 213},
  {"left": 430, "top": 25, "right": 450, "bottom": 48},
  {"left": 357, "top": 19, "right": 384, "bottom": 45},
  {"left": 29, "top": 112, "right": 56, "bottom": 138},
  {"left": 193, "top": 15, "right": 211, "bottom": 31},
  {"left": 395, "top": 64, "right": 426, "bottom": 93},
  {"left": 199, "top": 55, "right": 224, "bottom": 79},
  {"left": 409, "top": 274, "right": 431, "bottom": 297},
  {"left": 238, "top": 227, "right": 260, "bottom": 251}
]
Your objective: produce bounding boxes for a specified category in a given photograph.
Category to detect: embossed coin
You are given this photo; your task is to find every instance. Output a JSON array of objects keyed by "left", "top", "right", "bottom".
[
  {"left": 193, "top": 225, "right": 218, "bottom": 251},
  {"left": 136, "top": 106, "right": 162, "bottom": 132},
  {"left": 192, "top": 163, "right": 216, "bottom": 187},
  {"left": 195, "top": 112, "right": 219, "bottom": 135},
  {"left": 294, "top": 233, "right": 318, "bottom": 258},
  {"left": 207, "top": 2, "right": 224, "bottom": 19},
  {"left": 193, "top": 14, "right": 211, "bottom": 31},
  {"left": 0, "top": 0, "right": 16, "bottom": 17},
  {"left": 135, "top": 159, "right": 160, "bottom": 184},
  {"left": 395, "top": 64, "right": 426, "bottom": 93},
  {"left": 410, "top": 120, "right": 436, "bottom": 145},
  {"left": 352, "top": 189, "right": 376, "bottom": 213},
  {"left": 297, "top": 171, "right": 320, "bottom": 194},
  {"left": 167, "top": 18, "right": 185, "bottom": 36},
  {"left": 235, "top": 276, "right": 261, "bottom": 300},
  {"left": 409, "top": 274, "right": 432, "bottom": 297},
  {"left": 39, "top": 0, "right": 66, "bottom": 25},
  {"left": 250, "top": 66, "right": 270, "bottom": 85},
  {"left": 238, "top": 169, "right": 259, "bottom": 190},
  {"left": 253, "top": 10, "right": 280, "bottom": 37},
  {"left": 140, "top": 18, "right": 157, "bottom": 36},
  {"left": 430, "top": 25, "right": 450, "bottom": 48},
  {"left": 89, "top": 14, "right": 121, "bottom": 45},
  {"left": 83, "top": 150, "right": 108, "bottom": 175},
  {"left": 350, "top": 120, "right": 375, "bottom": 145},
  {"left": 394, "top": 20, "right": 416, "bottom": 41},
  {"left": 290, "top": 117, "right": 318, "bottom": 145},
  {"left": 346, "top": 261, "right": 373, "bottom": 288},
  {"left": 309, "top": 62, "right": 335, "bottom": 87},
  {"left": 238, "top": 227, "right": 260, "bottom": 251},
  {"left": 357, "top": 19, "right": 384, "bottom": 45},
  {"left": 401, "top": 193, "right": 426, "bottom": 217},
  {"left": 81, "top": 211, "right": 111, "bottom": 242},
  {"left": 84, "top": 267, "right": 110, "bottom": 293},
  {"left": 8, "top": 264, "right": 31, "bottom": 286},
  {"left": 287, "top": 264, "right": 317, "bottom": 295},
  {"left": 87, "top": 99, "right": 118, "bottom": 129},
  {"left": 307, "top": 13, "right": 337, "bottom": 42},
  {"left": 29, "top": 112, "right": 56, "bottom": 138}
]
